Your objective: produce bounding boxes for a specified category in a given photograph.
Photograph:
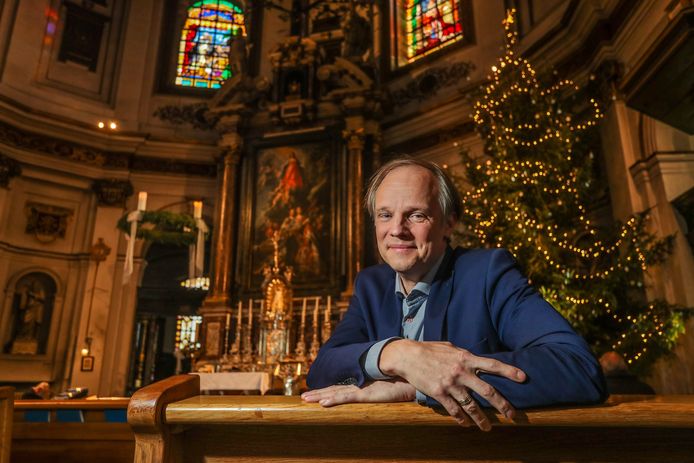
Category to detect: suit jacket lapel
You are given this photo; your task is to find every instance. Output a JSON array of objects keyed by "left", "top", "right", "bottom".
[
  {"left": 379, "top": 278, "right": 402, "bottom": 338},
  {"left": 424, "top": 248, "right": 455, "bottom": 341}
]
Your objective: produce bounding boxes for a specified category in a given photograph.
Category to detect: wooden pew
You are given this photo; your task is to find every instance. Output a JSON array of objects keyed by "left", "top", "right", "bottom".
[
  {"left": 0, "top": 387, "right": 13, "bottom": 463},
  {"left": 13, "top": 398, "right": 133, "bottom": 463},
  {"left": 128, "top": 374, "right": 694, "bottom": 463}
]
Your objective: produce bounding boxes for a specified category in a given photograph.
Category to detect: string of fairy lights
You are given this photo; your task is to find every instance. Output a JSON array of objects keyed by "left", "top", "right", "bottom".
[{"left": 459, "top": 10, "right": 676, "bottom": 366}]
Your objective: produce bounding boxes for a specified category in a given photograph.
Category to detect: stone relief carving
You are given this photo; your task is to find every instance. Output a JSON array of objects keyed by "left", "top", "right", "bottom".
[
  {"left": 152, "top": 103, "right": 216, "bottom": 131},
  {"left": 92, "top": 178, "right": 134, "bottom": 207},
  {"left": 389, "top": 61, "right": 475, "bottom": 107},
  {"left": 0, "top": 120, "right": 216, "bottom": 176},
  {"left": 0, "top": 120, "right": 127, "bottom": 168},
  {"left": 24, "top": 201, "right": 74, "bottom": 243}
]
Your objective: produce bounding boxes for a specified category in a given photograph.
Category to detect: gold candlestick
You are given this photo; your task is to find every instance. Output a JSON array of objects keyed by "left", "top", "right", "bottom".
[
  {"left": 230, "top": 301, "right": 242, "bottom": 365},
  {"left": 321, "top": 295, "right": 332, "bottom": 344},
  {"left": 242, "top": 299, "right": 253, "bottom": 366},
  {"left": 309, "top": 297, "right": 321, "bottom": 361},
  {"left": 295, "top": 297, "right": 307, "bottom": 361}
]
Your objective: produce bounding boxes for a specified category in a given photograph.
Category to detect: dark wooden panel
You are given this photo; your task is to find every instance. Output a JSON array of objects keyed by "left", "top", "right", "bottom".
[{"left": 180, "top": 424, "right": 694, "bottom": 462}]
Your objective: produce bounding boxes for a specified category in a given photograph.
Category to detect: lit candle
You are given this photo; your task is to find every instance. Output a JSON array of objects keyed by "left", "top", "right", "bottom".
[
  {"left": 296, "top": 363, "right": 301, "bottom": 376},
  {"left": 137, "top": 192, "right": 147, "bottom": 211},
  {"left": 193, "top": 200, "right": 203, "bottom": 219}
]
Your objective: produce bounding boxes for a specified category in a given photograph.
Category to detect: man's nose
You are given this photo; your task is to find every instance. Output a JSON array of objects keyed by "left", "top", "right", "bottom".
[{"left": 389, "top": 215, "right": 410, "bottom": 236}]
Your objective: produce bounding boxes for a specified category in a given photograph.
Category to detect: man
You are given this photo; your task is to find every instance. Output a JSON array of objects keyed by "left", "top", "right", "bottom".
[{"left": 303, "top": 158, "right": 606, "bottom": 431}]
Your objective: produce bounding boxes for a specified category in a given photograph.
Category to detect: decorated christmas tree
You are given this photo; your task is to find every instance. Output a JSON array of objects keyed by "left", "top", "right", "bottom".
[{"left": 454, "top": 10, "right": 687, "bottom": 374}]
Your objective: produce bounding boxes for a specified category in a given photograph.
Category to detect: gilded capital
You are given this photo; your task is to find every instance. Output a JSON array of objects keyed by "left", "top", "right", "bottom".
[
  {"left": 342, "top": 128, "right": 366, "bottom": 150},
  {"left": 223, "top": 147, "right": 243, "bottom": 166}
]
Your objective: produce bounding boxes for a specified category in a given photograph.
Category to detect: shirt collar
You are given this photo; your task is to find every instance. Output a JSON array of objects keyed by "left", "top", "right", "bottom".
[{"left": 394, "top": 252, "right": 446, "bottom": 298}]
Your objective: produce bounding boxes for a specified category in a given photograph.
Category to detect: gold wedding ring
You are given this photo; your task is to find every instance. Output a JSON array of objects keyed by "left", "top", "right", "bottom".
[{"left": 457, "top": 396, "right": 473, "bottom": 407}]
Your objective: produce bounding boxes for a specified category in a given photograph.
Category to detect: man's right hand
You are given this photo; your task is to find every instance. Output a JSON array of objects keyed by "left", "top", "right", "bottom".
[{"left": 379, "top": 339, "right": 527, "bottom": 431}]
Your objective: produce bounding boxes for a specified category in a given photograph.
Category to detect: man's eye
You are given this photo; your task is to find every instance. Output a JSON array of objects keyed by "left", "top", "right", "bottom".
[
  {"left": 377, "top": 212, "right": 391, "bottom": 221},
  {"left": 409, "top": 213, "right": 426, "bottom": 223}
]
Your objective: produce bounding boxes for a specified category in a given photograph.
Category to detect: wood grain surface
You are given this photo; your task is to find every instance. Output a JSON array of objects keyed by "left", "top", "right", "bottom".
[
  {"left": 11, "top": 399, "right": 133, "bottom": 463},
  {"left": 0, "top": 387, "right": 13, "bottom": 463},
  {"left": 164, "top": 393, "right": 694, "bottom": 428},
  {"left": 14, "top": 398, "right": 129, "bottom": 410},
  {"left": 128, "top": 376, "right": 694, "bottom": 462}
]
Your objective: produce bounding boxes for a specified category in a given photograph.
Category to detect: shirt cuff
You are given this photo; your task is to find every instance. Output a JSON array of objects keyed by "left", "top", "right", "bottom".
[
  {"left": 362, "top": 337, "right": 401, "bottom": 380},
  {"left": 415, "top": 390, "right": 427, "bottom": 405}
]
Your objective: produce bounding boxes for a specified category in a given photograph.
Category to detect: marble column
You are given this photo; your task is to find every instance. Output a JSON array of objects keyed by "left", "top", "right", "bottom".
[
  {"left": 199, "top": 128, "right": 243, "bottom": 363},
  {"left": 342, "top": 127, "right": 366, "bottom": 297}
]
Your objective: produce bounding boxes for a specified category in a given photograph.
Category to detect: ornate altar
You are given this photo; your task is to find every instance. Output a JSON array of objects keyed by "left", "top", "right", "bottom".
[{"left": 186, "top": 3, "right": 382, "bottom": 386}]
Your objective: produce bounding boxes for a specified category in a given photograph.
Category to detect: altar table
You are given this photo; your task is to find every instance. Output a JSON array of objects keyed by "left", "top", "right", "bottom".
[
  {"left": 128, "top": 374, "right": 694, "bottom": 463},
  {"left": 193, "top": 372, "right": 271, "bottom": 395}
]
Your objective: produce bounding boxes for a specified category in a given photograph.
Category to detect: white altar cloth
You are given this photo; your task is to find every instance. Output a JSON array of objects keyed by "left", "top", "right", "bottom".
[{"left": 193, "top": 372, "right": 271, "bottom": 395}]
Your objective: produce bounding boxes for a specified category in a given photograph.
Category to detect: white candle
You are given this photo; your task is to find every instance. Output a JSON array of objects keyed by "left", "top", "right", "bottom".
[
  {"left": 193, "top": 200, "right": 203, "bottom": 219},
  {"left": 248, "top": 299, "right": 253, "bottom": 327},
  {"left": 237, "top": 301, "right": 242, "bottom": 327},
  {"left": 313, "top": 297, "right": 320, "bottom": 326},
  {"left": 137, "top": 192, "right": 147, "bottom": 211},
  {"left": 301, "top": 297, "right": 307, "bottom": 326}
]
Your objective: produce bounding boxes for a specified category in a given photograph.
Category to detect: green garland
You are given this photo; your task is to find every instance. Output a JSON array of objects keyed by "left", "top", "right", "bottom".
[{"left": 117, "top": 210, "right": 202, "bottom": 246}]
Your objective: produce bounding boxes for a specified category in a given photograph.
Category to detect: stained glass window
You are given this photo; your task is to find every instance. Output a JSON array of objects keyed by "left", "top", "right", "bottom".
[
  {"left": 176, "top": 0, "right": 245, "bottom": 89},
  {"left": 402, "top": 0, "right": 464, "bottom": 63},
  {"left": 175, "top": 315, "right": 202, "bottom": 351}
]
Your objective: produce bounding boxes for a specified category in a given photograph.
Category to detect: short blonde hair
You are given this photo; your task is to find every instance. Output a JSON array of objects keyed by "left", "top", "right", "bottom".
[{"left": 364, "top": 158, "right": 461, "bottom": 221}]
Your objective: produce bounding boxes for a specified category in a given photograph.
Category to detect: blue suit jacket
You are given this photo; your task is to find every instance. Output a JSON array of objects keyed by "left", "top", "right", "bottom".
[{"left": 307, "top": 247, "right": 607, "bottom": 408}]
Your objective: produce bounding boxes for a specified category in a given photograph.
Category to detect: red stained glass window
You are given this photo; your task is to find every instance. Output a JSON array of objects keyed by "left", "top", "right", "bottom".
[{"left": 402, "top": 0, "right": 464, "bottom": 63}]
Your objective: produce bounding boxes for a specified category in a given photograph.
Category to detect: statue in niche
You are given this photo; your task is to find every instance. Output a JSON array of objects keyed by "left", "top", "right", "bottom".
[
  {"left": 5, "top": 273, "right": 56, "bottom": 355},
  {"left": 341, "top": 7, "right": 371, "bottom": 62},
  {"left": 227, "top": 33, "right": 248, "bottom": 77}
]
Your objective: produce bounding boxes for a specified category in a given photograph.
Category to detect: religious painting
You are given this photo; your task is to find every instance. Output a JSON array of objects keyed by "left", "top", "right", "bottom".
[
  {"left": 3, "top": 272, "right": 56, "bottom": 355},
  {"left": 248, "top": 142, "right": 334, "bottom": 288}
]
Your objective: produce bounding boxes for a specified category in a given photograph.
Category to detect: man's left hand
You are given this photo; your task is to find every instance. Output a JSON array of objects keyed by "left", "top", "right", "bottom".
[{"left": 301, "top": 379, "right": 416, "bottom": 407}]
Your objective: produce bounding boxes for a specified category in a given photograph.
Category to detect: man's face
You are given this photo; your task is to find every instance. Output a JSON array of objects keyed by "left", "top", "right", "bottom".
[{"left": 374, "top": 166, "right": 454, "bottom": 288}]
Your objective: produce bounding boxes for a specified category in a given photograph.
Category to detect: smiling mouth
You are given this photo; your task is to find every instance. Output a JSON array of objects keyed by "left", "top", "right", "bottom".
[{"left": 388, "top": 245, "right": 416, "bottom": 250}]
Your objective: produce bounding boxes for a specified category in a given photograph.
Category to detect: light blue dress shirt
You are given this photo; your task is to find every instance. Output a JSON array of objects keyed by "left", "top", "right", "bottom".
[{"left": 361, "top": 253, "right": 446, "bottom": 403}]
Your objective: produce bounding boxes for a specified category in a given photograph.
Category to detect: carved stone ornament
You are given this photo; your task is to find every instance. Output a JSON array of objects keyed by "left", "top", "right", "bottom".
[
  {"left": 0, "top": 119, "right": 127, "bottom": 168},
  {"left": 269, "top": 37, "right": 319, "bottom": 69},
  {"left": 153, "top": 103, "right": 216, "bottom": 130},
  {"left": 24, "top": 201, "right": 74, "bottom": 243},
  {"left": 0, "top": 153, "right": 22, "bottom": 188},
  {"left": 92, "top": 178, "right": 134, "bottom": 207},
  {"left": 0, "top": 119, "right": 215, "bottom": 176},
  {"left": 389, "top": 61, "right": 475, "bottom": 107}
]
